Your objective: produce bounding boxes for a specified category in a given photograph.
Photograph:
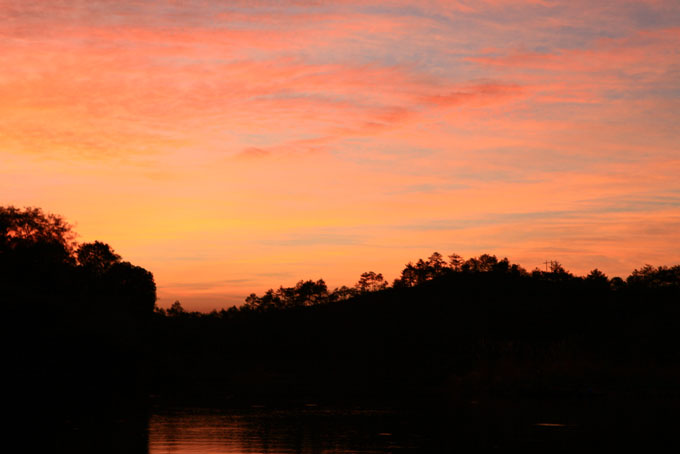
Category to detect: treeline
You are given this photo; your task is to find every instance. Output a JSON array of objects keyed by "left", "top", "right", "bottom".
[
  {"left": 6, "top": 205, "right": 680, "bottom": 405},
  {"left": 161, "top": 251, "right": 679, "bottom": 318},
  {"left": 2, "top": 206, "right": 156, "bottom": 320},
  {"left": 151, "top": 251, "right": 680, "bottom": 402},
  {"left": 3, "top": 206, "right": 157, "bottom": 407}
]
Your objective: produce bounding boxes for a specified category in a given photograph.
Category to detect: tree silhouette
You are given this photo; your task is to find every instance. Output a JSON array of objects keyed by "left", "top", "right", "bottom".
[
  {"left": 244, "top": 279, "right": 329, "bottom": 311},
  {"left": 426, "top": 252, "right": 447, "bottom": 275},
  {"left": 288, "top": 279, "right": 328, "bottom": 307},
  {"left": 77, "top": 241, "right": 121, "bottom": 274},
  {"left": 628, "top": 264, "right": 680, "bottom": 288},
  {"left": 330, "top": 285, "right": 356, "bottom": 302},
  {"left": 1, "top": 205, "right": 157, "bottom": 321},
  {"left": 105, "top": 261, "right": 157, "bottom": 319},
  {"left": 355, "top": 271, "right": 388, "bottom": 293},
  {"left": 549, "top": 260, "right": 567, "bottom": 274},
  {"left": 448, "top": 253, "right": 463, "bottom": 271},
  {"left": 1, "top": 206, "right": 77, "bottom": 299},
  {"left": 4, "top": 205, "right": 159, "bottom": 405},
  {"left": 0, "top": 206, "right": 74, "bottom": 249},
  {"left": 167, "top": 300, "right": 186, "bottom": 316},
  {"left": 587, "top": 268, "right": 608, "bottom": 282}
]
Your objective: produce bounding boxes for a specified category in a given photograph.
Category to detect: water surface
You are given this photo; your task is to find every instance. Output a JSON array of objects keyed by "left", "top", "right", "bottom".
[
  {"left": 43, "top": 397, "right": 680, "bottom": 452},
  {"left": 147, "top": 400, "right": 595, "bottom": 453}
]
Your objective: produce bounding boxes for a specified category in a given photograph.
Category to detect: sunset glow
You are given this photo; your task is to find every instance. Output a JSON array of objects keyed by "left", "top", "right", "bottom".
[{"left": 2, "top": 0, "right": 679, "bottom": 310}]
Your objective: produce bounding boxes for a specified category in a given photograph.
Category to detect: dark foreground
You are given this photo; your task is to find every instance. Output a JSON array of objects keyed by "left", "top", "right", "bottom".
[
  {"left": 16, "top": 394, "right": 680, "bottom": 453},
  {"left": 11, "top": 260, "right": 680, "bottom": 451},
  {"left": 5, "top": 207, "right": 680, "bottom": 450}
]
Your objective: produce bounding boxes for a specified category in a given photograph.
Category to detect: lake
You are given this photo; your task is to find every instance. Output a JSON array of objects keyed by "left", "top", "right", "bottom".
[
  {"left": 147, "top": 397, "right": 656, "bottom": 452},
  {"left": 43, "top": 396, "right": 680, "bottom": 452}
]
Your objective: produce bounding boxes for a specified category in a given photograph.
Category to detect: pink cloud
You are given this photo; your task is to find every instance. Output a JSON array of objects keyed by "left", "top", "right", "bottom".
[{"left": 2, "top": 0, "right": 679, "bottom": 308}]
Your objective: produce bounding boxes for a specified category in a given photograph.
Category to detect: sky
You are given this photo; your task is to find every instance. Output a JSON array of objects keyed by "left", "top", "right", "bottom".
[{"left": 1, "top": 0, "right": 679, "bottom": 310}]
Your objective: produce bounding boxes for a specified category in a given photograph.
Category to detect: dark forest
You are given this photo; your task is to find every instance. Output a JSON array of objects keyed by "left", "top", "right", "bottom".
[{"left": 5, "top": 206, "right": 680, "bottom": 413}]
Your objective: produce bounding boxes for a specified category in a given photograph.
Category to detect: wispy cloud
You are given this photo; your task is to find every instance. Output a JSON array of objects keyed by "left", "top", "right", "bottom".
[{"left": 2, "top": 0, "right": 679, "bottom": 310}]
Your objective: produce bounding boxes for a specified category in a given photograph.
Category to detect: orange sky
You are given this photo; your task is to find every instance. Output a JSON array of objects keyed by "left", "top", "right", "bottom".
[{"left": 2, "top": 0, "right": 679, "bottom": 310}]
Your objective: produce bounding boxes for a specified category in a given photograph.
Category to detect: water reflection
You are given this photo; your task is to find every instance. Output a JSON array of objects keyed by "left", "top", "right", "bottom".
[
  {"left": 147, "top": 400, "right": 591, "bottom": 453},
  {"left": 147, "top": 397, "right": 680, "bottom": 453},
  {"left": 37, "top": 396, "right": 680, "bottom": 452},
  {"left": 149, "top": 407, "right": 424, "bottom": 453}
]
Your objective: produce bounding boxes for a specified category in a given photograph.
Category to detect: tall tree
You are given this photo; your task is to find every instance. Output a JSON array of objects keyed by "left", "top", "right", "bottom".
[{"left": 355, "top": 271, "right": 388, "bottom": 293}]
